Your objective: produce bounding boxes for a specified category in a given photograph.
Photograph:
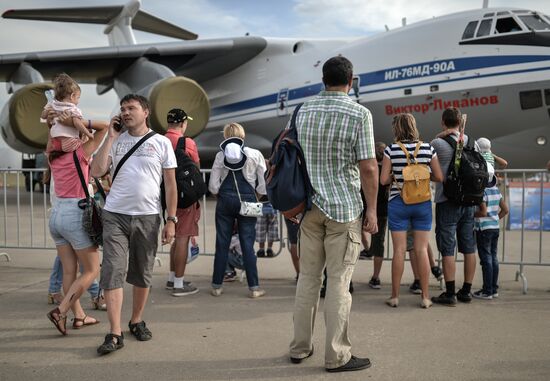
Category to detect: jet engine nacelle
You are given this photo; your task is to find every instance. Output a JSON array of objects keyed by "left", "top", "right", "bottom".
[{"left": 0, "top": 76, "right": 209, "bottom": 153}]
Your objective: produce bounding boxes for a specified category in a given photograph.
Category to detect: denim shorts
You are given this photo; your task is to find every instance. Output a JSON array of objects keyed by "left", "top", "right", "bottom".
[
  {"left": 49, "top": 198, "right": 95, "bottom": 250},
  {"left": 388, "top": 196, "right": 432, "bottom": 231},
  {"left": 435, "top": 201, "right": 476, "bottom": 257}
]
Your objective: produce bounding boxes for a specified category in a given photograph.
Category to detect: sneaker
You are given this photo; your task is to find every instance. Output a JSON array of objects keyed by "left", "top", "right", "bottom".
[
  {"left": 359, "top": 249, "right": 372, "bottom": 260},
  {"left": 473, "top": 290, "right": 493, "bottom": 300},
  {"left": 368, "top": 278, "right": 381, "bottom": 289},
  {"left": 165, "top": 281, "right": 174, "bottom": 290},
  {"left": 431, "top": 291, "right": 457, "bottom": 306},
  {"left": 249, "top": 288, "right": 266, "bottom": 298},
  {"left": 431, "top": 266, "right": 443, "bottom": 281},
  {"left": 456, "top": 288, "right": 473, "bottom": 303},
  {"left": 326, "top": 355, "right": 371, "bottom": 373},
  {"left": 266, "top": 248, "right": 274, "bottom": 257},
  {"left": 128, "top": 321, "right": 152, "bottom": 341},
  {"left": 290, "top": 345, "right": 314, "bottom": 364},
  {"left": 211, "top": 287, "right": 223, "bottom": 297},
  {"left": 492, "top": 292, "right": 499, "bottom": 298},
  {"left": 409, "top": 281, "right": 422, "bottom": 294},
  {"left": 256, "top": 249, "right": 265, "bottom": 257},
  {"left": 172, "top": 283, "right": 199, "bottom": 297},
  {"left": 223, "top": 271, "right": 237, "bottom": 282}
]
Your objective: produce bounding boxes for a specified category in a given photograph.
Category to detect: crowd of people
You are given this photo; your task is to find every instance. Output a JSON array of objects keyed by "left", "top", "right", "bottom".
[{"left": 41, "top": 56, "right": 509, "bottom": 372}]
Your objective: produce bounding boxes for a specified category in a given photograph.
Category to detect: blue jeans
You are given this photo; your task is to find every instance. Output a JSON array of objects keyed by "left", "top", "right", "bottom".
[
  {"left": 475, "top": 229, "right": 500, "bottom": 295},
  {"left": 212, "top": 171, "right": 259, "bottom": 289},
  {"left": 48, "top": 256, "right": 100, "bottom": 297}
]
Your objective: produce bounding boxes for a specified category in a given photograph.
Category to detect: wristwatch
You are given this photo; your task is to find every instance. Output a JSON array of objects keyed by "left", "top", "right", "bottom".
[{"left": 167, "top": 216, "right": 178, "bottom": 224}]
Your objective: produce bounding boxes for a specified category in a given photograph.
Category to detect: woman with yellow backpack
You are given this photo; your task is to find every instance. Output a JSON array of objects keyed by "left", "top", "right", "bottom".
[{"left": 380, "top": 113, "right": 443, "bottom": 309}]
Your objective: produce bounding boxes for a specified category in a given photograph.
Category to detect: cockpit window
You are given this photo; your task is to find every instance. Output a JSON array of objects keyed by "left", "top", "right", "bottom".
[
  {"left": 497, "top": 11, "right": 510, "bottom": 16},
  {"left": 462, "top": 21, "right": 478, "bottom": 39},
  {"left": 519, "top": 15, "right": 550, "bottom": 31},
  {"left": 495, "top": 17, "right": 523, "bottom": 33},
  {"left": 476, "top": 19, "right": 493, "bottom": 37},
  {"left": 483, "top": 12, "right": 494, "bottom": 17}
]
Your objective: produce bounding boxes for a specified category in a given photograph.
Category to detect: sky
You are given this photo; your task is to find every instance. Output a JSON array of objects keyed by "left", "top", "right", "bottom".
[{"left": 0, "top": 0, "right": 549, "bottom": 161}]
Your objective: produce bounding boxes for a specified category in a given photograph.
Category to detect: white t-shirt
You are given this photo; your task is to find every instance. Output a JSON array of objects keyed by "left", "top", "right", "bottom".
[{"left": 104, "top": 130, "right": 177, "bottom": 215}]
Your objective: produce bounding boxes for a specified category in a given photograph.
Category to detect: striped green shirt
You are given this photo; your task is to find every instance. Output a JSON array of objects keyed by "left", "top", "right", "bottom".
[{"left": 296, "top": 91, "right": 375, "bottom": 222}]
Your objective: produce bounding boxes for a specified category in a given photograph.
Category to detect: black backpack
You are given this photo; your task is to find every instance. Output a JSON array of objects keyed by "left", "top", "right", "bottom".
[
  {"left": 442, "top": 135, "right": 488, "bottom": 206},
  {"left": 265, "top": 104, "right": 314, "bottom": 221},
  {"left": 161, "top": 137, "right": 206, "bottom": 210}
]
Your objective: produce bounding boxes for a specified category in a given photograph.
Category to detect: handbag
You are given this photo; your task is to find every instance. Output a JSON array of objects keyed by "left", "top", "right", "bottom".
[
  {"left": 74, "top": 152, "right": 104, "bottom": 246},
  {"left": 232, "top": 172, "right": 263, "bottom": 217},
  {"left": 395, "top": 141, "right": 431, "bottom": 205}
]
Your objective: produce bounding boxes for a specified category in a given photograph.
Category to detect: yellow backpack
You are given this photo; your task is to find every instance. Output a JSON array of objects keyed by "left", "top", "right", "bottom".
[{"left": 396, "top": 141, "right": 431, "bottom": 205}]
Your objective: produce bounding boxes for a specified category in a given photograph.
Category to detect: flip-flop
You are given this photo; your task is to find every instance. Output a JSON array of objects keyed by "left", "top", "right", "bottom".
[
  {"left": 47, "top": 307, "right": 67, "bottom": 335},
  {"left": 72, "top": 315, "right": 100, "bottom": 329}
]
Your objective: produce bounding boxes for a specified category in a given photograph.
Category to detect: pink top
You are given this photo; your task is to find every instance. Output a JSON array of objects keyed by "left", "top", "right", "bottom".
[
  {"left": 165, "top": 129, "right": 200, "bottom": 164},
  {"left": 50, "top": 146, "right": 89, "bottom": 199}
]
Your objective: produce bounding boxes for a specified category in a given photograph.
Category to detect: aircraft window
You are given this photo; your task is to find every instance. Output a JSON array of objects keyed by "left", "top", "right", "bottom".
[
  {"left": 512, "top": 10, "right": 529, "bottom": 14},
  {"left": 497, "top": 11, "right": 510, "bottom": 16},
  {"left": 483, "top": 12, "right": 494, "bottom": 17},
  {"left": 519, "top": 90, "right": 542, "bottom": 110},
  {"left": 519, "top": 15, "right": 550, "bottom": 31},
  {"left": 462, "top": 21, "right": 478, "bottom": 39},
  {"left": 404, "top": 88, "right": 412, "bottom": 95},
  {"left": 544, "top": 89, "right": 550, "bottom": 105},
  {"left": 476, "top": 19, "right": 493, "bottom": 37},
  {"left": 495, "top": 17, "right": 522, "bottom": 33}
]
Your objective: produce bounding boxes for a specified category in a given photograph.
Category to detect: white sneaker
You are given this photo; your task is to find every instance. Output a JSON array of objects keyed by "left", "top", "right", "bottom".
[
  {"left": 211, "top": 287, "right": 223, "bottom": 297},
  {"left": 249, "top": 288, "right": 266, "bottom": 298}
]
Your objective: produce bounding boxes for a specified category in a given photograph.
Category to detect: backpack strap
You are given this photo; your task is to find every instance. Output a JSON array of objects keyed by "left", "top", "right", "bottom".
[
  {"left": 395, "top": 141, "right": 411, "bottom": 165},
  {"left": 112, "top": 130, "right": 156, "bottom": 184},
  {"left": 176, "top": 136, "right": 187, "bottom": 152},
  {"left": 442, "top": 135, "right": 457, "bottom": 150}
]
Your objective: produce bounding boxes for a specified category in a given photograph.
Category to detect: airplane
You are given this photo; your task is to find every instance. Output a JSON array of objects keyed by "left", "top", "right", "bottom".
[{"left": 0, "top": 0, "right": 549, "bottom": 169}]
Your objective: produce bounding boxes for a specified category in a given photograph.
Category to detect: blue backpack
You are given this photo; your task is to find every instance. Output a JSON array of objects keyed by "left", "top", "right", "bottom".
[{"left": 265, "top": 104, "right": 313, "bottom": 222}]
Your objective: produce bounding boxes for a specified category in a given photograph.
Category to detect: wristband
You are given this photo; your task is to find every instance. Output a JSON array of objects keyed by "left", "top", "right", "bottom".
[{"left": 87, "top": 119, "right": 92, "bottom": 130}]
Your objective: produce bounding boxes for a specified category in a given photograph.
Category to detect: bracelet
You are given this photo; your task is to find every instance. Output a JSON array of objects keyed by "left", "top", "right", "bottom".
[{"left": 87, "top": 119, "right": 92, "bottom": 130}]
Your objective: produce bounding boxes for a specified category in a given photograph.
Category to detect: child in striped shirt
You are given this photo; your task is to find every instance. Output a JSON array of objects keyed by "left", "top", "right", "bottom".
[{"left": 473, "top": 166, "right": 509, "bottom": 300}]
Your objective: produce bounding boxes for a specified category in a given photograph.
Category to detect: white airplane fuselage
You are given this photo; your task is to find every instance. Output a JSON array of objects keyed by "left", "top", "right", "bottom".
[{"left": 195, "top": 8, "right": 550, "bottom": 168}]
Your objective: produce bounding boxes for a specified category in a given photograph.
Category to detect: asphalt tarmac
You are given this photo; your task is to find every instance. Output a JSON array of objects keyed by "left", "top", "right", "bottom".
[{"left": 1, "top": 243, "right": 549, "bottom": 381}]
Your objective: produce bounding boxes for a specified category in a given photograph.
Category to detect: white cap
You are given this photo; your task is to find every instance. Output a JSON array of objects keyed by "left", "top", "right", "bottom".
[
  {"left": 477, "top": 137, "right": 491, "bottom": 153},
  {"left": 224, "top": 143, "right": 243, "bottom": 164}
]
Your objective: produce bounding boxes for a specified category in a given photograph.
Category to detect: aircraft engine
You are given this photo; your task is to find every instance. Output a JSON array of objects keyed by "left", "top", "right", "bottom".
[
  {"left": 0, "top": 82, "right": 52, "bottom": 153},
  {"left": 0, "top": 76, "right": 210, "bottom": 153},
  {"left": 143, "top": 76, "right": 210, "bottom": 137}
]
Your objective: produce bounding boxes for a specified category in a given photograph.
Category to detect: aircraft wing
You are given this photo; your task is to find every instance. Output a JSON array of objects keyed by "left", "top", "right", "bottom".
[{"left": 0, "top": 36, "right": 267, "bottom": 88}]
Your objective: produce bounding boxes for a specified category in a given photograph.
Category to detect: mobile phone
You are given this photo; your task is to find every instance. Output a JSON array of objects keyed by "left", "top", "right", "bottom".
[{"left": 113, "top": 115, "right": 126, "bottom": 132}]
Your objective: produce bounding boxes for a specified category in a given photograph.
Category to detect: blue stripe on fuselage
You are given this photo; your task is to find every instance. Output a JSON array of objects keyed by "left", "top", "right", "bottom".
[{"left": 209, "top": 55, "right": 550, "bottom": 118}]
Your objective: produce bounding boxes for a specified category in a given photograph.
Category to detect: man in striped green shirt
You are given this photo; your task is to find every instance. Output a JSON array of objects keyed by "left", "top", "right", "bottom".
[{"left": 289, "top": 56, "right": 378, "bottom": 373}]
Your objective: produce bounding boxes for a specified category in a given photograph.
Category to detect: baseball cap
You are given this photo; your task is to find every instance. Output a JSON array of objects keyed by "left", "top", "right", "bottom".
[{"left": 167, "top": 108, "right": 193, "bottom": 124}]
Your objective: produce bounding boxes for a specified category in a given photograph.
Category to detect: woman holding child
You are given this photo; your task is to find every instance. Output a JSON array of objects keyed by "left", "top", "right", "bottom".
[
  {"left": 46, "top": 74, "right": 109, "bottom": 334},
  {"left": 380, "top": 113, "right": 443, "bottom": 308}
]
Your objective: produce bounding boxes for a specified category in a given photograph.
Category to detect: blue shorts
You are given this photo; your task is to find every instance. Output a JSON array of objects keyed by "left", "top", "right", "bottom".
[
  {"left": 49, "top": 198, "right": 95, "bottom": 250},
  {"left": 388, "top": 196, "right": 432, "bottom": 231},
  {"left": 435, "top": 201, "right": 476, "bottom": 257}
]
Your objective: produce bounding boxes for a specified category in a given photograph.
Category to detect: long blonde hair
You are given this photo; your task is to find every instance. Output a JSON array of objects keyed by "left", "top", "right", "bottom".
[{"left": 392, "top": 113, "right": 419, "bottom": 142}]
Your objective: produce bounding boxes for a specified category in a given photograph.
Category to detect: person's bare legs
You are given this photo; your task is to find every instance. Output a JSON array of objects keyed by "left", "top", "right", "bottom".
[
  {"left": 174, "top": 236, "right": 190, "bottom": 278},
  {"left": 130, "top": 286, "right": 150, "bottom": 325},
  {"left": 442, "top": 256, "right": 456, "bottom": 283},
  {"left": 463, "top": 252, "right": 476, "bottom": 284},
  {"left": 104, "top": 288, "right": 123, "bottom": 335},
  {"left": 57, "top": 244, "right": 100, "bottom": 321},
  {"left": 372, "top": 256, "right": 383, "bottom": 279},
  {"left": 413, "top": 231, "right": 431, "bottom": 300},
  {"left": 390, "top": 231, "right": 407, "bottom": 299},
  {"left": 409, "top": 249, "right": 418, "bottom": 280}
]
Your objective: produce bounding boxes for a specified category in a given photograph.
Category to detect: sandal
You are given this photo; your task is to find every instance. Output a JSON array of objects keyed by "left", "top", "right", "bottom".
[
  {"left": 97, "top": 333, "right": 124, "bottom": 355},
  {"left": 47, "top": 307, "right": 67, "bottom": 335},
  {"left": 72, "top": 315, "right": 100, "bottom": 329},
  {"left": 128, "top": 320, "right": 152, "bottom": 341},
  {"left": 47, "top": 292, "right": 63, "bottom": 305}
]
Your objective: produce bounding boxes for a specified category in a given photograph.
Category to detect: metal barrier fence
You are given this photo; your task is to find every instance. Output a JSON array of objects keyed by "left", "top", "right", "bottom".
[{"left": 1, "top": 168, "right": 548, "bottom": 293}]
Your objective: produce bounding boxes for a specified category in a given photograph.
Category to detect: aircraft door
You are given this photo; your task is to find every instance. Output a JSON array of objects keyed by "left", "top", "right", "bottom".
[{"left": 277, "top": 88, "right": 289, "bottom": 117}]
